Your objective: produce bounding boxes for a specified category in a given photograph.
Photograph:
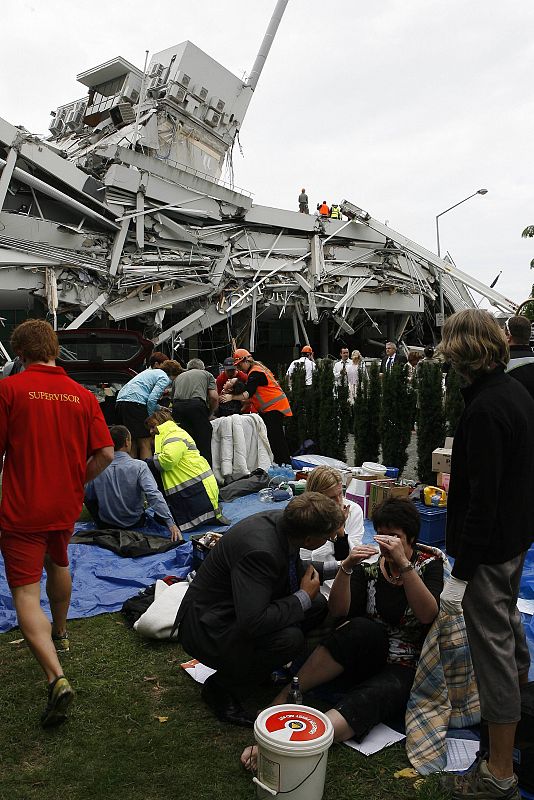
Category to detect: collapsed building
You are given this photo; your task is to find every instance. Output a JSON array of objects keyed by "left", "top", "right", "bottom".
[{"left": 0, "top": 0, "right": 517, "bottom": 366}]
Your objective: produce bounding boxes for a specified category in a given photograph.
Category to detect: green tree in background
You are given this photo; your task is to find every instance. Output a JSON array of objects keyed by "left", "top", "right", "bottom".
[
  {"left": 444, "top": 367, "right": 465, "bottom": 437},
  {"left": 318, "top": 358, "right": 338, "bottom": 458},
  {"left": 517, "top": 283, "right": 534, "bottom": 321},
  {"left": 381, "top": 364, "right": 412, "bottom": 475},
  {"left": 416, "top": 362, "right": 446, "bottom": 484},
  {"left": 353, "top": 363, "right": 381, "bottom": 465},
  {"left": 308, "top": 359, "right": 322, "bottom": 448},
  {"left": 278, "top": 369, "right": 297, "bottom": 457}
]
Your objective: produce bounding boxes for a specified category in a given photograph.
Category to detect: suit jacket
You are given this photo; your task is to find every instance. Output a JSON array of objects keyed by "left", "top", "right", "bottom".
[
  {"left": 177, "top": 511, "right": 310, "bottom": 664},
  {"left": 380, "top": 352, "right": 407, "bottom": 373}
]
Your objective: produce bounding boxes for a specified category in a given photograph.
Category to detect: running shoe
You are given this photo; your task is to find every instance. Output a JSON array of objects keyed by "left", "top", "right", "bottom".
[
  {"left": 41, "top": 676, "right": 74, "bottom": 728},
  {"left": 52, "top": 632, "right": 70, "bottom": 653}
]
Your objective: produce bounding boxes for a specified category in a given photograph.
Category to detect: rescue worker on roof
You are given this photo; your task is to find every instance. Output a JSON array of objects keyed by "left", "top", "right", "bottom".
[
  {"left": 219, "top": 349, "right": 292, "bottom": 465},
  {"left": 330, "top": 203, "right": 341, "bottom": 220},
  {"left": 318, "top": 201, "right": 330, "bottom": 217}
]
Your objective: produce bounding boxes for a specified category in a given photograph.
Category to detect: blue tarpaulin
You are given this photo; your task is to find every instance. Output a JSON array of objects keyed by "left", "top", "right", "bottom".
[
  {"left": 0, "top": 494, "right": 283, "bottom": 634},
  {"left": 1, "top": 496, "right": 534, "bottom": 679}
]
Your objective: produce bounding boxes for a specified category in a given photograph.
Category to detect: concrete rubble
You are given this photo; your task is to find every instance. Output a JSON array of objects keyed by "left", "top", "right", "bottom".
[{"left": 0, "top": 0, "right": 516, "bottom": 357}]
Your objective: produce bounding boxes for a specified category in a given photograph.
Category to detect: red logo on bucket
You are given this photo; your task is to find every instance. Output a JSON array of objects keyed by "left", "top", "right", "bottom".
[{"left": 265, "top": 711, "right": 326, "bottom": 741}]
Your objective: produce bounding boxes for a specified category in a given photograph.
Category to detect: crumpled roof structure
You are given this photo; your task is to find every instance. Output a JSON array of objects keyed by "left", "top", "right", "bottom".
[{"left": 0, "top": 2, "right": 516, "bottom": 354}]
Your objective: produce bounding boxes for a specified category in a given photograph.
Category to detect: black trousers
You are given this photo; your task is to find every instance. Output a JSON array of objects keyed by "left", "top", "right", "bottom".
[
  {"left": 324, "top": 617, "right": 415, "bottom": 741},
  {"left": 171, "top": 398, "right": 213, "bottom": 466},
  {"left": 179, "top": 593, "right": 328, "bottom": 699},
  {"left": 261, "top": 410, "right": 291, "bottom": 465}
]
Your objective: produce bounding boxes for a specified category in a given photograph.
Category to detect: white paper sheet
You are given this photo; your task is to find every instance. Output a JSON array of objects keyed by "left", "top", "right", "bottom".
[
  {"left": 517, "top": 597, "right": 534, "bottom": 615},
  {"left": 343, "top": 723, "right": 405, "bottom": 755},
  {"left": 180, "top": 659, "right": 216, "bottom": 684},
  {"left": 445, "top": 738, "right": 479, "bottom": 772}
]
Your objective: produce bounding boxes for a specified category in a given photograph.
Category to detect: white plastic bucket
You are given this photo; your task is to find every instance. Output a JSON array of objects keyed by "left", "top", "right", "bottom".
[
  {"left": 361, "top": 461, "right": 387, "bottom": 476},
  {"left": 253, "top": 704, "right": 334, "bottom": 799}
]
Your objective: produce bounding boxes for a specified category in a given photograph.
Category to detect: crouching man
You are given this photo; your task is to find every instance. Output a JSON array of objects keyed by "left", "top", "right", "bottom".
[
  {"left": 85, "top": 425, "right": 182, "bottom": 542},
  {"left": 176, "top": 493, "right": 344, "bottom": 726},
  {"left": 0, "top": 320, "right": 114, "bottom": 727}
]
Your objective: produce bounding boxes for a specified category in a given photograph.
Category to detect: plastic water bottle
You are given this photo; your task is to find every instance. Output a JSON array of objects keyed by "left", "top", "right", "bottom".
[{"left": 287, "top": 676, "right": 303, "bottom": 705}]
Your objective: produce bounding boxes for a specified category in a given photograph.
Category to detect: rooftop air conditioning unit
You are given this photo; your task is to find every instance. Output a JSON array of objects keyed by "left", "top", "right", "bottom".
[
  {"left": 49, "top": 108, "right": 67, "bottom": 135},
  {"left": 149, "top": 62, "right": 164, "bottom": 79},
  {"left": 191, "top": 84, "right": 209, "bottom": 102},
  {"left": 174, "top": 71, "right": 191, "bottom": 89},
  {"left": 204, "top": 108, "right": 221, "bottom": 127},
  {"left": 166, "top": 82, "right": 187, "bottom": 105},
  {"left": 121, "top": 81, "right": 140, "bottom": 105},
  {"left": 65, "top": 102, "right": 87, "bottom": 132},
  {"left": 210, "top": 97, "right": 225, "bottom": 113},
  {"left": 109, "top": 103, "right": 136, "bottom": 127}
]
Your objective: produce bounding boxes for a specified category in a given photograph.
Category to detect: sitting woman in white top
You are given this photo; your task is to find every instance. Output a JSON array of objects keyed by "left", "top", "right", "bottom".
[{"left": 299, "top": 466, "right": 364, "bottom": 565}]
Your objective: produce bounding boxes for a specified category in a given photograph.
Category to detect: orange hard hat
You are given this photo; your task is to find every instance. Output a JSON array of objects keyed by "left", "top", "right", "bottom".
[
  {"left": 233, "top": 348, "right": 252, "bottom": 365},
  {"left": 301, "top": 345, "right": 313, "bottom": 354}
]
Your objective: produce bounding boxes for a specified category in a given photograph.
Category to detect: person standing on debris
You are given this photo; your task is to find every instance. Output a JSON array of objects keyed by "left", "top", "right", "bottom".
[
  {"left": 504, "top": 314, "right": 534, "bottom": 400},
  {"left": 318, "top": 200, "right": 330, "bottom": 217},
  {"left": 330, "top": 203, "right": 341, "bottom": 220},
  {"left": 0, "top": 320, "right": 114, "bottom": 728},
  {"left": 221, "top": 349, "right": 292, "bottom": 465},
  {"left": 115, "top": 360, "right": 182, "bottom": 460},
  {"left": 171, "top": 358, "right": 219, "bottom": 466},
  {"left": 438, "top": 309, "right": 534, "bottom": 800},
  {"left": 286, "top": 345, "right": 316, "bottom": 387},
  {"left": 298, "top": 188, "right": 309, "bottom": 214}
]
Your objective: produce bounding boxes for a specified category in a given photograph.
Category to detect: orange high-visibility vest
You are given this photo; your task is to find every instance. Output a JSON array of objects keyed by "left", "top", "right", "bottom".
[
  {"left": 248, "top": 364, "right": 292, "bottom": 417},
  {"left": 319, "top": 203, "right": 330, "bottom": 216}
]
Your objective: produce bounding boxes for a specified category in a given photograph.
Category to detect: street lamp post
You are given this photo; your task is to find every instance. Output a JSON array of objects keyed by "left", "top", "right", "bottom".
[{"left": 435, "top": 189, "right": 488, "bottom": 326}]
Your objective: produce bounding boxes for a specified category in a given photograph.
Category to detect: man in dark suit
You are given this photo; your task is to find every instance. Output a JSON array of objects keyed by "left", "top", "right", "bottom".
[
  {"left": 504, "top": 314, "right": 534, "bottom": 400},
  {"left": 177, "top": 493, "right": 345, "bottom": 726},
  {"left": 380, "top": 341, "right": 407, "bottom": 374}
]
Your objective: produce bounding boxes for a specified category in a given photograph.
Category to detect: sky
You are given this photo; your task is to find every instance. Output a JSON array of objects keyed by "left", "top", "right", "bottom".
[{"left": 2, "top": 0, "right": 534, "bottom": 306}]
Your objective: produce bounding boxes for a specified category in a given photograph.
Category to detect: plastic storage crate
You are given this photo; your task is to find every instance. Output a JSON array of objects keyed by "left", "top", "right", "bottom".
[{"left": 413, "top": 501, "right": 447, "bottom": 545}]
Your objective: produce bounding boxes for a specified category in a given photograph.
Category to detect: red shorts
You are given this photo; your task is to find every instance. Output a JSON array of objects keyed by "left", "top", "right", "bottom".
[{"left": 0, "top": 529, "right": 72, "bottom": 588}]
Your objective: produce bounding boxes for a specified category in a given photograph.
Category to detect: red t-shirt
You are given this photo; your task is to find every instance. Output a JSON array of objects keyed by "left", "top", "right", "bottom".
[
  {"left": 0, "top": 364, "right": 113, "bottom": 532},
  {"left": 215, "top": 369, "right": 248, "bottom": 394}
]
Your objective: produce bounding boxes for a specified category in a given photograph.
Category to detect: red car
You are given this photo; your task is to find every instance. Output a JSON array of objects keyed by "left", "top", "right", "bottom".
[{"left": 57, "top": 329, "right": 155, "bottom": 424}]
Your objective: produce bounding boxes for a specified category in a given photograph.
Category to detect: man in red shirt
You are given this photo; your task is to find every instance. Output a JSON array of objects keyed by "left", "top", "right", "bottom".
[
  {"left": 215, "top": 357, "right": 248, "bottom": 395},
  {"left": 0, "top": 320, "right": 114, "bottom": 727}
]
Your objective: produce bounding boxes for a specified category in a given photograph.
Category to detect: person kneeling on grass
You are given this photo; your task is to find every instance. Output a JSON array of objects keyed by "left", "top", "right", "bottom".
[
  {"left": 84, "top": 425, "right": 182, "bottom": 542},
  {"left": 144, "top": 409, "right": 229, "bottom": 533},
  {"left": 241, "top": 498, "right": 444, "bottom": 769}
]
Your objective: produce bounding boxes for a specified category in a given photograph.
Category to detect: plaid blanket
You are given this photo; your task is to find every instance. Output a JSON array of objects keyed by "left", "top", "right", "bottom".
[{"left": 405, "top": 607, "right": 480, "bottom": 774}]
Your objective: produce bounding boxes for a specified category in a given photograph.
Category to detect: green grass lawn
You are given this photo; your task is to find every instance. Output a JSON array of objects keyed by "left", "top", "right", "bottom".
[{"left": 0, "top": 613, "right": 447, "bottom": 800}]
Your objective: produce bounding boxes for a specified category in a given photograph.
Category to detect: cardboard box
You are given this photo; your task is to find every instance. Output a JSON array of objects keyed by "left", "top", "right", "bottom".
[
  {"left": 350, "top": 493, "right": 369, "bottom": 518},
  {"left": 346, "top": 476, "right": 394, "bottom": 499},
  {"left": 431, "top": 437, "right": 454, "bottom": 474},
  {"left": 368, "top": 481, "right": 411, "bottom": 519},
  {"left": 437, "top": 472, "right": 450, "bottom": 492}
]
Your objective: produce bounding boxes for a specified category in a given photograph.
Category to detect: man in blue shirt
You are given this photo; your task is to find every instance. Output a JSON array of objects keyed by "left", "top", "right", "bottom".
[{"left": 85, "top": 426, "right": 182, "bottom": 542}]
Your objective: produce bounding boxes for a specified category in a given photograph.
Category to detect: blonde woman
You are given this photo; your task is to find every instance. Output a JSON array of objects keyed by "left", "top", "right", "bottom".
[
  {"left": 299, "top": 466, "right": 364, "bottom": 565},
  {"left": 348, "top": 350, "right": 368, "bottom": 403}
]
